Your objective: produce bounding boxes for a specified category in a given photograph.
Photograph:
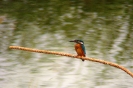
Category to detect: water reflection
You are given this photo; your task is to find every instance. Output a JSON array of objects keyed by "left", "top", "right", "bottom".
[{"left": 0, "top": 1, "right": 133, "bottom": 88}]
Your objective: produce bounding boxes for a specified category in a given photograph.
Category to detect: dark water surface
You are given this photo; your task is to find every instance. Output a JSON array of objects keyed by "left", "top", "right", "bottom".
[{"left": 0, "top": 1, "right": 133, "bottom": 88}]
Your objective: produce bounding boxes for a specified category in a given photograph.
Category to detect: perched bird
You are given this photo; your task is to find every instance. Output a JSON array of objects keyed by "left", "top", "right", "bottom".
[{"left": 69, "top": 40, "right": 86, "bottom": 61}]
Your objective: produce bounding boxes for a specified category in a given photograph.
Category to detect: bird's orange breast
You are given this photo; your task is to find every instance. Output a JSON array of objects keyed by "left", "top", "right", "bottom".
[{"left": 75, "top": 44, "right": 85, "bottom": 57}]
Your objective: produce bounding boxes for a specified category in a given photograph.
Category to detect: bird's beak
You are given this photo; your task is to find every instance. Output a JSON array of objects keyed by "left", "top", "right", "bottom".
[{"left": 69, "top": 40, "right": 75, "bottom": 42}]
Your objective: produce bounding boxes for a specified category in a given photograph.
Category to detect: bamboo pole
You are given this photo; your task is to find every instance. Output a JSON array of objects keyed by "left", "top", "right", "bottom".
[{"left": 9, "top": 46, "right": 133, "bottom": 78}]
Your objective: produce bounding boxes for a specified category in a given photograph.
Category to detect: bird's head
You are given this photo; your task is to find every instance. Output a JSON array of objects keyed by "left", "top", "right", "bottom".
[{"left": 69, "top": 40, "right": 84, "bottom": 44}]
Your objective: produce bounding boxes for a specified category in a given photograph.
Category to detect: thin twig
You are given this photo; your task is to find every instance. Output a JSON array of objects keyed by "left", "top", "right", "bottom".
[{"left": 9, "top": 46, "right": 133, "bottom": 78}]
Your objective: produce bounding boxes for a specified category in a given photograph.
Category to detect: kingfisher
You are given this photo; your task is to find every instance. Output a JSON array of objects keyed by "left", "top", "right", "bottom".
[{"left": 69, "top": 40, "right": 86, "bottom": 61}]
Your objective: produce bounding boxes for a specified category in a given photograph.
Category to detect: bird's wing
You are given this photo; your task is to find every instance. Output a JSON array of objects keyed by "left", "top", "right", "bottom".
[{"left": 81, "top": 44, "right": 86, "bottom": 55}]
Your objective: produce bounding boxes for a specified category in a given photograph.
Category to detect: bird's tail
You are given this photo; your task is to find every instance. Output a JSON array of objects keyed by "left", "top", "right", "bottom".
[
  {"left": 82, "top": 59, "right": 84, "bottom": 61},
  {"left": 82, "top": 55, "right": 85, "bottom": 61}
]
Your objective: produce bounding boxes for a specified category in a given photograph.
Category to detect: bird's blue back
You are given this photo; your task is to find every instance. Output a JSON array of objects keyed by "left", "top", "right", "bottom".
[{"left": 81, "top": 44, "right": 86, "bottom": 55}]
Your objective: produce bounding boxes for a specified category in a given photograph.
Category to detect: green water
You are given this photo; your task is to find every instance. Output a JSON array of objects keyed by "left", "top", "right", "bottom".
[{"left": 0, "top": 0, "right": 133, "bottom": 88}]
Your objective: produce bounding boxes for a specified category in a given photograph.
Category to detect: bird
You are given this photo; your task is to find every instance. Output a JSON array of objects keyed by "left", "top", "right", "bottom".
[{"left": 69, "top": 40, "right": 86, "bottom": 61}]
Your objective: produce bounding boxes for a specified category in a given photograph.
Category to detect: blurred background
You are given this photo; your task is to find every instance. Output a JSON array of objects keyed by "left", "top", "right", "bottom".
[{"left": 0, "top": 0, "right": 133, "bottom": 88}]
